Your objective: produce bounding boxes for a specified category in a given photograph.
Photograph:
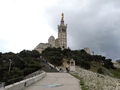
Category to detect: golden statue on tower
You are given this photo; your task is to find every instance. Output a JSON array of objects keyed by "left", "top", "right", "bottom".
[{"left": 62, "top": 13, "right": 64, "bottom": 20}]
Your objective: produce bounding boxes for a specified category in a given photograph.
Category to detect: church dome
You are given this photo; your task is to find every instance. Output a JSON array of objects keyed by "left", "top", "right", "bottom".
[
  {"left": 48, "top": 36, "right": 55, "bottom": 47},
  {"left": 48, "top": 35, "right": 55, "bottom": 43}
]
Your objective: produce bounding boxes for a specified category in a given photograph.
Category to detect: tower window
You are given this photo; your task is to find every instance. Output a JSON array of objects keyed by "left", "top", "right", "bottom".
[
  {"left": 62, "top": 28, "right": 66, "bottom": 32},
  {"left": 59, "top": 29, "right": 61, "bottom": 32}
]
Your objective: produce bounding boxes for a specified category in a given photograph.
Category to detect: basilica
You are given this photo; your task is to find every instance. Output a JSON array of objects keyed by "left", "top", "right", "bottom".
[{"left": 34, "top": 13, "right": 67, "bottom": 53}]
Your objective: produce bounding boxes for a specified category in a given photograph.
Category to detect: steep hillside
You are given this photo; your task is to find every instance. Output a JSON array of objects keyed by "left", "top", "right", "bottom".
[
  {"left": 42, "top": 47, "right": 120, "bottom": 79},
  {"left": 72, "top": 66, "right": 120, "bottom": 90},
  {"left": 0, "top": 50, "right": 42, "bottom": 85}
]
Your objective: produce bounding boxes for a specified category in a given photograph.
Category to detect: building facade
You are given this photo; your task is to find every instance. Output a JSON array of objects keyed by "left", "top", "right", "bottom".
[
  {"left": 34, "top": 13, "right": 67, "bottom": 53},
  {"left": 48, "top": 35, "right": 55, "bottom": 47},
  {"left": 34, "top": 43, "right": 51, "bottom": 53},
  {"left": 58, "top": 13, "right": 67, "bottom": 49},
  {"left": 84, "top": 47, "right": 91, "bottom": 54}
]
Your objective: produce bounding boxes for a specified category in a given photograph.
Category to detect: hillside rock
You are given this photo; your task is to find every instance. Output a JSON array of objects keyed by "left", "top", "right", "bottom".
[{"left": 76, "top": 66, "right": 120, "bottom": 90}]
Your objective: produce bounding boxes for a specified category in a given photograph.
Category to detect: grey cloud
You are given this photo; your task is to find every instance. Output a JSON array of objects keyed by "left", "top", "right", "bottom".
[{"left": 44, "top": 0, "right": 120, "bottom": 60}]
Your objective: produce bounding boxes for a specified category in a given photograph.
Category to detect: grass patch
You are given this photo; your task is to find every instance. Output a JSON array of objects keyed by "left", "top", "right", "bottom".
[
  {"left": 111, "top": 68, "right": 120, "bottom": 79},
  {"left": 71, "top": 73, "right": 88, "bottom": 90}
]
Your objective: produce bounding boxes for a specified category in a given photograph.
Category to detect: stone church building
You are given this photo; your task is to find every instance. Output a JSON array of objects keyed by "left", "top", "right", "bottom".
[{"left": 34, "top": 13, "right": 67, "bottom": 53}]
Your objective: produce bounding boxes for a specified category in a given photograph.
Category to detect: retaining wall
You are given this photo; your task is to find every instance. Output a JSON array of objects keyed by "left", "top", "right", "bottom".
[{"left": 5, "top": 72, "right": 46, "bottom": 90}]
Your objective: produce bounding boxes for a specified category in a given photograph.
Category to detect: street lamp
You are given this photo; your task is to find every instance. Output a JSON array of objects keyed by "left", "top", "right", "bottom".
[{"left": 9, "top": 59, "right": 12, "bottom": 72}]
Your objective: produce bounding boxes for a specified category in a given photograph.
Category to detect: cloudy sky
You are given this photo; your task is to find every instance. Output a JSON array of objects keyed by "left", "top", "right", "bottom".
[{"left": 0, "top": 0, "right": 120, "bottom": 61}]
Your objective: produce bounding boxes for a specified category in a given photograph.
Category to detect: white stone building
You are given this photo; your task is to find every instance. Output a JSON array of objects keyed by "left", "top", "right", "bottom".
[
  {"left": 84, "top": 47, "right": 91, "bottom": 54},
  {"left": 34, "top": 13, "right": 67, "bottom": 53},
  {"left": 57, "top": 13, "right": 67, "bottom": 49},
  {"left": 48, "top": 35, "right": 55, "bottom": 47},
  {"left": 34, "top": 43, "right": 51, "bottom": 53},
  {"left": 113, "top": 62, "right": 120, "bottom": 68}
]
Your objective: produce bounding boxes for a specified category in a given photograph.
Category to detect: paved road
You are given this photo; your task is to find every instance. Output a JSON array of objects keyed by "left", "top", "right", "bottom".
[{"left": 24, "top": 73, "right": 81, "bottom": 90}]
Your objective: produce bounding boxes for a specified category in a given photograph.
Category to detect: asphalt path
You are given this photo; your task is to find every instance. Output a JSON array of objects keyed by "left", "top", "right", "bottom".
[{"left": 24, "top": 73, "right": 81, "bottom": 90}]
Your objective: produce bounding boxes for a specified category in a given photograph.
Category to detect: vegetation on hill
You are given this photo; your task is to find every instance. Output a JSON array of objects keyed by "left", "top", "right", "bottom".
[
  {"left": 0, "top": 50, "right": 42, "bottom": 85},
  {"left": 42, "top": 47, "right": 114, "bottom": 69},
  {"left": 1, "top": 47, "right": 120, "bottom": 85},
  {"left": 42, "top": 47, "right": 120, "bottom": 79}
]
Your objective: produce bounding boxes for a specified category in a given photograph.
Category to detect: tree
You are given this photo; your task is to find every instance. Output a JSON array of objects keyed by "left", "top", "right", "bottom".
[
  {"left": 49, "top": 56, "right": 62, "bottom": 66},
  {"left": 31, "top": 50, "right": 40, "bottom": 58},
  {"left": 103, "top": 59, "right": 114, "bottom": 69},
  {"left": 97, "top": 67, "right": 104, "bottom": 74},
  {"left": 0, "top": 52, "right": 2, "bottom": 58},
  {"left": 62, "top": 48, "right": 71, "bottom": 58},
  {"left": 80, "top": 60, "right": 91, "bottom": 70},
  {"left": 0, "top": 50, "right": 42, "bottom": 83}
]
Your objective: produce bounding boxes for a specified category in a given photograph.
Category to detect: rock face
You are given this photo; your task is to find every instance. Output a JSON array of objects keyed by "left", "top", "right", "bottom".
[{"left": 76, "top": 67, "right": 120, "bottom": 90}]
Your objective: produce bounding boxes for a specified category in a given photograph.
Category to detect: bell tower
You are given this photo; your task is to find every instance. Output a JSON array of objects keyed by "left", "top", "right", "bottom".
[{"left": 58, "top": 13, "right": 67, "bottom": 49}]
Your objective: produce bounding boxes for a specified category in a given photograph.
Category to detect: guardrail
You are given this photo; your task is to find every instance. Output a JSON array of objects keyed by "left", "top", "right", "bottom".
[{"left": 5, "top": 71, "right": 46, "bottom": 90}]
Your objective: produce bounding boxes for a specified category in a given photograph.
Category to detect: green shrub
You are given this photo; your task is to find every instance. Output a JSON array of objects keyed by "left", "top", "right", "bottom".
[{"left": 97, "top": 67, "right": 104, "bottom": 74}]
